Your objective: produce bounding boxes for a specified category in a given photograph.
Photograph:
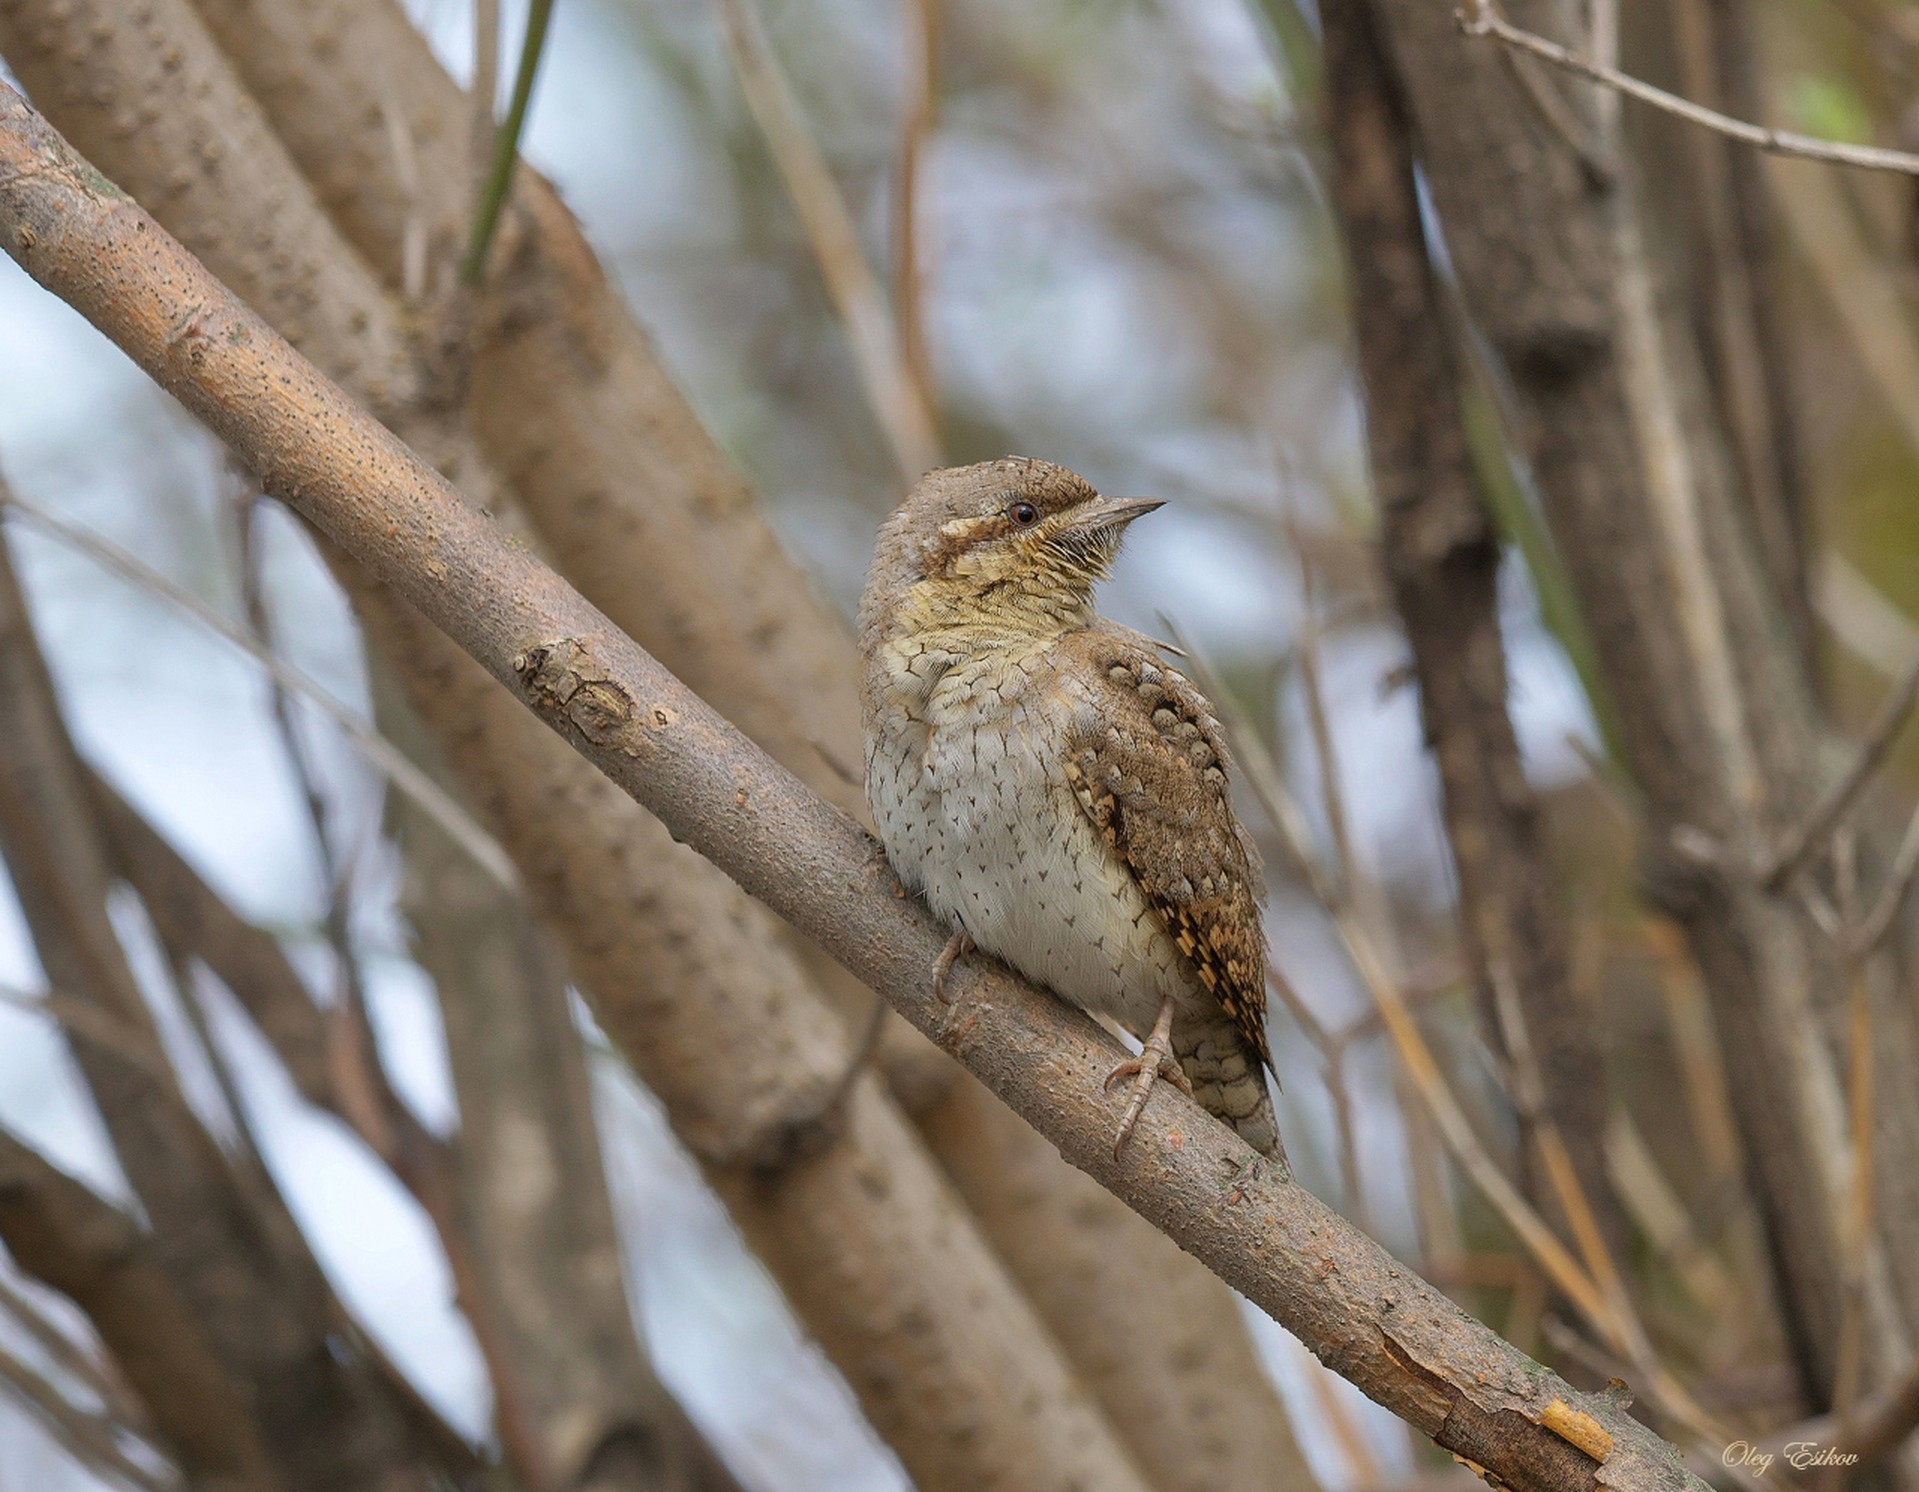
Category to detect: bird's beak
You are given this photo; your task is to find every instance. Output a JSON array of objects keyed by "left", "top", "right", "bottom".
[{"left": 1067, "top": 495, "right": 1166, "bottom": 538}]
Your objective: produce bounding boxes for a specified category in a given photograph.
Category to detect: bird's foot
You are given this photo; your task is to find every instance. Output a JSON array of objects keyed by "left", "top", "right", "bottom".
[
  {"left": 1103, "top": 996, "right": 1190, "bottom": 1159},
  {"left": 932, "top": 929, "right": 975, "bottom": 1003}
]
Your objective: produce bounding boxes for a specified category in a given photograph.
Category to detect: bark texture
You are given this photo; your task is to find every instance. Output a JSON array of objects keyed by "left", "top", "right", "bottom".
[
  {"left": 182, "top": 0, "right": 869, "bottom": 813},
  {"left": 917, "top": 1077, "right": 1323, "bottom": 1492},
  {"left": 0, "top": 1131, "right": 285, "bottom": 1492},
  {"left": 179, "top": 0, "right": 945, "bottom": 1105},
  {"left": 345, "top": 576, "right": 1154, "bottom": 1492},
  {"left": 373, "top": 668, "right": 745, "bottom": 1492}
]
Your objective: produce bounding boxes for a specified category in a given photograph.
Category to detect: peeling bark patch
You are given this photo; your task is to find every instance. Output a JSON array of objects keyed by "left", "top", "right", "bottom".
[
  {"left": 515, "top": 639, "right": 646, "bottom": 750},
  {"left": 1378, "top": 1329, "right": 1458, "bottom": 1432},
  {"left": 1383, "top": 1329, "right": 1610, "bottom": 1490},
  {"left": 1540, "top": 1401, "right": 1611, "bottom": 1462}
]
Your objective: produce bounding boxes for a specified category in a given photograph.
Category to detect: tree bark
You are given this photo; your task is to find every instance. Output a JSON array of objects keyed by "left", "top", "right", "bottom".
[
  {"left": 916, "top": 1078, "right": 1323, "bottom": 1492},
  {"left": 372, "top": 669, "right": 747, "bottom": 1492},
  {"left": 343, "top": 573, "right": 1155, "bottom": 1492},
  {"left": 0, "top": 11, "right": 1161, "bottom": 1486}
]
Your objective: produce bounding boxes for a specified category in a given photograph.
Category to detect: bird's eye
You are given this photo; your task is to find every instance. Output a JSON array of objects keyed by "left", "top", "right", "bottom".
[{"left": 1006, "top": 501, "right": 1041, "bottom": 528}]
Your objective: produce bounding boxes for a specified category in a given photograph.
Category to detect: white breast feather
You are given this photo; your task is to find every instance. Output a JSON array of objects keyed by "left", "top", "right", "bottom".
[{"left": 867, "top": 645, "right": 1186, "bottom": 1034}]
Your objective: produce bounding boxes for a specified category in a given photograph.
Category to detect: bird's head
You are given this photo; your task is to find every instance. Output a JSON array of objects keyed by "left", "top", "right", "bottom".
[{"left": 860, "top": 457, "right": 1163, "bottom": 646}]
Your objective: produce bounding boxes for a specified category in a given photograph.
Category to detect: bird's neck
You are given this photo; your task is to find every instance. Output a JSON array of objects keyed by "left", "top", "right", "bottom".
[{"left": 895, "top": 579, "right": 1094, "bottom": 657}]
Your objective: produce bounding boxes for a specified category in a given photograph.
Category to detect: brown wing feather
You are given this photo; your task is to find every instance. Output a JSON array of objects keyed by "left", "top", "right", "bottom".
[{"left": 1056, "top": 629, "right": 1273, "bottom": 1074}]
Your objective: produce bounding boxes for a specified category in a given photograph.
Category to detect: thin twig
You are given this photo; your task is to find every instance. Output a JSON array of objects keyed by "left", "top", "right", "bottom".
[
  {"left": 232, "top": 505, "right": 559, "bottom": 1492},
  {"left": 0, "top": 1275, "right": 136, "bottom": 1429},
  {"left": 1287, "top": 523, "right": 1359, "bottom": 910},
  {"left": 1490, "top": 39, "right": 1614, "bottom": 189},
  {"left": 1495, "top": 971, "right": 1725, "bottom": 1444},
  {"left": 1458, "top": 0, "right": 1919, "bottom": 177},
  {"left": 1194, "top": 607, "right": 1726, "bottom": 1447},
  {"left": 894, "top": 0, "right": 941, "bottom": 432},
  {"left": 459, "top": 0, "right": 556, "bottom": 284},
  {"left": 1769, "top": 1351, "right": 1919, "bottom": 1479},
  {"left": 0, "top": 1341, "right": 171, "bottom": 1492},
  {"left": 236, "top": 494, "right": 389, "bottom": 1128},
  {"left": 1265, "top": 962, "right": 1371, "bottom": 1231},
  {"left": 0, "top": 488, "right": 516, "bottom": 889},
  {"left": 712, "top": 0, "right": 940, "bottom": 481},
  {"left": 0, "top": 981, "right": 174, "bottom": 1084},
  {"left": 1827, "top": 834, "right": 1875, "bottom": 1492},
  {"left": 1849, "top": 800, "right": 1919, "bottom": 955},
  {"left": 1760, "top": 650, "right": 1919, "bottom": 886},
  {"left": 470, "top": 0, "right": 501, "bottom": 187}
]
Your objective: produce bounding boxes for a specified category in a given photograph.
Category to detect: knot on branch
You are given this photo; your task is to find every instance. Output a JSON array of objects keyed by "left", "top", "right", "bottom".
[
  {"left": 516, "top": 637, "right": 669, "bottom": 752},
  {"left": 1636, "top": 825, "right": 1727, "bottom": 920}
]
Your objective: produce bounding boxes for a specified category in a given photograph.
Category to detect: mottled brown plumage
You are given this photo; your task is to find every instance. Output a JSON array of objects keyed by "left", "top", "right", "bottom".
[
  {"left": 1060, "top": 633, "right": 1273, "bottom": 1075},
  {"left": 859, "top": 456, "right": 1283, "bottom": 1161}
]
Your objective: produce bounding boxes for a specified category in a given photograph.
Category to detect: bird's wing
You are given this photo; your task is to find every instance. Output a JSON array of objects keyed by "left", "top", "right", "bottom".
[{"left": 1055, "top": 627, "right": 1273, "bottom": 1073}]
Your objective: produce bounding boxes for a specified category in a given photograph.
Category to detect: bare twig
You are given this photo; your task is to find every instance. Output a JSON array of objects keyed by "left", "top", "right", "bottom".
[
  {"left": 0, "top": 1129, "right": 288, "bottom": 1489},
  {"left": 1170, "top": 623, "right": 1617, "bottom": 1336},
  {"left": 0, "top": 1274, "right": 135, "bottom": 1428},
  {"left": 226, "top": 501, "right": 561, "bottom": 1475},
  {"left": 894, "top": 0, "right": 941, "bottom": 430},
  {"left": 1827, "top": 837, "right": 1876, "bottom": 1492},
  {"left": 0, "top": 486, "right": 515, "bottom": 889},
  {"left": 1760, "top": 652, "right": 1919, "bottom": 886},
  {"left": 236, "top": 494, "right": 371, "bottom": 1030},
  {"left": 0, "top": 1339, "right": 171, "bottom": 1492},
  {"left": 1850, "top": 802, "right": 1919, "bottom": 955},
  {"left": 1288, "top": 527, "right": 1359, "bottom": 911},
  {"left": 712, "top": 0, "right": 940, "bottom": 480},
  {"left": 1489, "top": 39, "right": 1614, "bottom": 189},
  {"left": 0, "top": 88, "right": 1711, "bottom": 1487},
  {"left": 470, "top": 0, "right": 501, "bottom": 185},
  {"left": 0, "top": 981, "right": 174, "bottom": 1083},
  {"left": 1266, "top": 963, "right": 1371, "bottom": 1231},
  {"left": 1458, "top": 0, "right": 1919, "bottom": 177}
]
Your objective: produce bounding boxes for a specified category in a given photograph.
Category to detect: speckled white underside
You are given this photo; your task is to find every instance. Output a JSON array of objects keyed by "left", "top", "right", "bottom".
[{"left": 866, "top": 639, "right": 1191, "bottom": 1037}]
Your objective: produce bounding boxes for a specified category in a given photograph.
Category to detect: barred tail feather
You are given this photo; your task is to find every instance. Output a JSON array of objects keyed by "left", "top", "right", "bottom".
[{"left": 1174, "top": 1011, "right": 1287, "bottom": 1166}]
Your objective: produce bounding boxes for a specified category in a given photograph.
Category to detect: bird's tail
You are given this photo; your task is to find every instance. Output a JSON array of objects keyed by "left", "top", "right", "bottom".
[{"left": 1175, "top": 1011, "right": 1289, "bottom": 1170}]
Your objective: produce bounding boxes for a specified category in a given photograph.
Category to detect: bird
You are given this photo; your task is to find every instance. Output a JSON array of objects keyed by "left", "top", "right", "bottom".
[{"left": 858, "top": 455, "right": 1285, "bottom": 1164}]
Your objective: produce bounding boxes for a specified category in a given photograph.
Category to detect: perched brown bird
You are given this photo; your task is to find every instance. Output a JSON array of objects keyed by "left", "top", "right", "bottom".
[{"left": 859, "top": 456, "right": 1285, "bottom": 1162}]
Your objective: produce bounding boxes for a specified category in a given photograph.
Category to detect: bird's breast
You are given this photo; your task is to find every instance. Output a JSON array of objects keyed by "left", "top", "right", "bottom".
[{"left": 864, "top": 646, "right": 1184, "bottom": 1032}]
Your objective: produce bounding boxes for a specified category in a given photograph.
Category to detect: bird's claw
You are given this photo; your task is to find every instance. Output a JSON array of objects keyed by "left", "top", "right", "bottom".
[
  {"left": 1104, "top": 1042, "right": 1191, "bottom": 1159},
  {"left": 932, "top": 929, "right": 975, "bottom": 1003}
]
